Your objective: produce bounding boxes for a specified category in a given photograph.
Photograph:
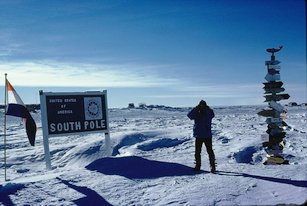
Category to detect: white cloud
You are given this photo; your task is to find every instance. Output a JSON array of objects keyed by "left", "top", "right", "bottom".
[
  {"left": 170, "top": 84, "right": 263, "bottom": 98},
  {"left": 0, "top": 60, "right": 179, "bottom": 88},
  {"left": 142, "top": 83, "right": 267, "bottom": 106},
  {"left": 143, "top": 82, "right": 307, "bottom": 106}
]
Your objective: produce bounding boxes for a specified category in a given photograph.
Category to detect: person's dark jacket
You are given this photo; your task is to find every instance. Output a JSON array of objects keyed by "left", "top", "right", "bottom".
[{"left": 187, "top": 106, "right": 215, "bottom": 138}]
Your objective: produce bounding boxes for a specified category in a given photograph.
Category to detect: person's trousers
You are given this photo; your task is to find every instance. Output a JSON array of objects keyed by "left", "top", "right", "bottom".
[{"left": 195, "top": 138, "right": 215, "bottom": 167}]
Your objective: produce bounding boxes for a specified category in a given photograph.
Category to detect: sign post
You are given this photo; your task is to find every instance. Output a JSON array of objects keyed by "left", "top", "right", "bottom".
[
  {"left": 39, "top": 90, "right": 110, "bottom": 169},
  {"left": 258, "top": 46, "right": 290, "bottom": 165}
]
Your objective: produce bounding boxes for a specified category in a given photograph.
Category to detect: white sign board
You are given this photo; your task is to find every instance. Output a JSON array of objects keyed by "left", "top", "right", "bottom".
[
  {"left": 269, "top": 101, "right": 285, "bottom": 113},
  {"left": 265, "top": 74, "right": 280, "bottom": 82},
  {"left": 268, "top": 65, "right": 281, "bottom": 70}
]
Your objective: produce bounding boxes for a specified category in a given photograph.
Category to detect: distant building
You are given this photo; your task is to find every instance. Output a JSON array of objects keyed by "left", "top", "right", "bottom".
[
  {"left": 139, "top": 103, "right": 146, "bottom": 108},
  {"left": 288, "top": 102, "right": 298, "bottom": 106},
  {"left": 128, "top": 103, "right": 135, "bottom": 109}
]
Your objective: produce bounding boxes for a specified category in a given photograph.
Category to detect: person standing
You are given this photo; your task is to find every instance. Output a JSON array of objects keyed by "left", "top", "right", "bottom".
[{"left": 187, "top": 100, "right": 216, "bottom": 173}]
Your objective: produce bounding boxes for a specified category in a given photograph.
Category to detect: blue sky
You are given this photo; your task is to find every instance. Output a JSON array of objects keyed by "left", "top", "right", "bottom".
[{"left": 0, "top": 0, "right": 306, "bottom": 107}]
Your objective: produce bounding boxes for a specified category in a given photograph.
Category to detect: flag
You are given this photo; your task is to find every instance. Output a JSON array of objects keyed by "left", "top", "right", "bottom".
[{"left": 5, "top": 79, "right": 36, "bottom": 146}]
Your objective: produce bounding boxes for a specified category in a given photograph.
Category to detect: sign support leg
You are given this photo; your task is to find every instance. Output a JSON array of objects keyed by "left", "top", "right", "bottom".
[
  {"left": 105, "top": 133, "right": 111, "bottom": 156},
  {"left": 40, "top": 90, "right": 52, "bottom": 170},
  {"left": 43, "top": 133, "right": 52, "bottom": 170}
]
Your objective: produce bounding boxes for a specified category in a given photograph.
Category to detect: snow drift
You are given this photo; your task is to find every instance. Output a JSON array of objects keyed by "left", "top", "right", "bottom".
[{"left": 0, "top": 105, "right": 307, "bottom": 205}]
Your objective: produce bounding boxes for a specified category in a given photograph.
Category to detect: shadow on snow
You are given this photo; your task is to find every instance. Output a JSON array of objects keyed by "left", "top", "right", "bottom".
[
  {"left": 0, "top": 183, "right": 25, "bottom": 206},
  {"left": 217, "top": 171, "right": 307, "bottom": 188},
  {"left": 86, "top": 156, "right": 203, "bottom": 179},
  {"left": 57, "top": 178, "right": 112, "bottom": 206}
]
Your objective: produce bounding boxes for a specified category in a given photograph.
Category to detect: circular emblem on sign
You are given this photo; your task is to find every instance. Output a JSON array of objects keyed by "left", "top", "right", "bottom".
[
  {"left": 86, "top": 98, "right": 102, "bottom": 120},
  {"left": 88, "top": 101, "right": 99, "bottom": 116}
]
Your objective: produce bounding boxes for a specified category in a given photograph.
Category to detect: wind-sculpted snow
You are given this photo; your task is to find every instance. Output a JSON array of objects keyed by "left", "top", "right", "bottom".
[
  {"left": 233, "top": 146, "right": 259, "bottom": 164},
  {"left": 112, "top": 131, "right": 188, "bottom": 156},
  {"left": 137, "top": 138, "right": 188, "bottom": 151},
  {"left": 1, "top": 105, "right": 307, "bottom": 205},
  {"left": 112, "top": 132, "right": 157, "bottom": 156}
]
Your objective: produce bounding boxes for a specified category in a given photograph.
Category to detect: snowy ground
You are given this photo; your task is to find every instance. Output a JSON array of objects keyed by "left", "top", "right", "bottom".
[{"left": 0, "top": 105, "right": 307, "bottom": 205}]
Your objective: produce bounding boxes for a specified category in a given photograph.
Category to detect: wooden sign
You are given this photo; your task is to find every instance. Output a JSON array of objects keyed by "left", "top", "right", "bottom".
[
  {"left": 263, "top": 81, "right": 283, "bottom": 89},
  {"left": 265, "top": 60, "right": 281, "bottom": 65},
  {"left": 270, "top": 132, "right": 286, "bottom": 139},
  {"left": 266, "top": 117, "right": 283, "bottom": 124},
  {"left": 267, "top": 121, "right": 288, "bottom": 128},
  {"left": 264, "top": 93, "right": 290, "bottom": 102},
  {"left": 258, "top": 109, "right": 279, "bottom": 117},
  {"left": 267, "top": 123, "right": 282, "bottom": 129},
  {"left": 264, "top": 87, "right": 285, "bottom": 94},
  {"left": 266, "top": 128, "right": 284, "bottom": 136},
  {"left": 265, "top": 73, "right": 280, "bottom": 82}
]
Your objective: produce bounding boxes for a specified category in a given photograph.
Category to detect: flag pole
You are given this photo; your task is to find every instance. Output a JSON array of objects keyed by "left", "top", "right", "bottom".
[{"left": 4, "top": 73, "right": 7, "bottom": 181}]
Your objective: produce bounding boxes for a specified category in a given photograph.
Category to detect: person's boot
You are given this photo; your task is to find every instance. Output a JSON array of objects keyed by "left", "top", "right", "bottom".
[
  {"left": 210, "top": 164, "right": 216, "bottom": 173},
  {"left": 194, "top": 164, "right": 201, "bottom": 172},
  {"left": 194, "top": 155, "right": 201, "bottom": 172},
  {"left": 210, "top": 159, "right": 216, "bottom": 173}
]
